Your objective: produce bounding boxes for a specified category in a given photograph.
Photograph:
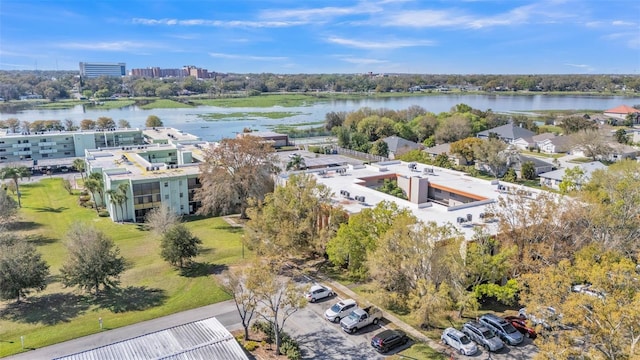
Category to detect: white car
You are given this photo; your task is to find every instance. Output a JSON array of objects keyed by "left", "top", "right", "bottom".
[
  {"left": 305, "top": 284, "right": 334, "bottom": 303},
  {"left": 441, "top": 327, "right": 478, "bottom": 356},
  {"left": 324, "top": 299, "right": 357, "bottom": 323}
]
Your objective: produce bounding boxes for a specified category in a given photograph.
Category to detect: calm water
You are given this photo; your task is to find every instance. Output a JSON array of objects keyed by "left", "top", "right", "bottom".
[{"left": 2, "top": 94, "right": 637, "bottom": 141}]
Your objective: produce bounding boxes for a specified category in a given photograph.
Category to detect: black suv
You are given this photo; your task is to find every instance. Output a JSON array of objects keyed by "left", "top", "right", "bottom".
[{"left": 370, "top": 329, "right": 409, "bottom": 353}]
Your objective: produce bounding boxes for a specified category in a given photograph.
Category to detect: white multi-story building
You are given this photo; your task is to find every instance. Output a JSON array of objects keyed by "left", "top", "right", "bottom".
[
  {"left": 86, "top": 129, "right": 208, "bottom": 223},
  {"left": 0, "top": 128, "right": 145, "bottom": 167},
  {"left": 79, "top": 62, "right": 126, "bottom": 78}
]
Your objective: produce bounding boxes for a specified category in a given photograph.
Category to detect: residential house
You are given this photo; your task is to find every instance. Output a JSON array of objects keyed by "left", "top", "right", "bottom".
[
  {"left": 607, "top": 143, "right": 639, "bottom": 162},
  {"left": 538, "top": 136, "right": 572, "bottom": 154},
  {"left": 423, "top": 142, "right": 469, "bottom": 165},
  {"left": 603, "top": 105, "right": 640, "bottom": 123},
  {"left": 477, "top": 123, "right": 536, "bottom": 145},
  {"left": 538, "top": 161, "right": 607, "bottom": 190},
  {"left": 510, "top": 154, "right": 554, "bottom": 178},
  {"left": 382, "top": 136, "right": 422, "bottom": 159}
]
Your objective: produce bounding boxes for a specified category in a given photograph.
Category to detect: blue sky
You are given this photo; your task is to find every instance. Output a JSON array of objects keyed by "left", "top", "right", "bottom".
[{"left": 1, "top": 0, "right": 639, "bottom": 74}]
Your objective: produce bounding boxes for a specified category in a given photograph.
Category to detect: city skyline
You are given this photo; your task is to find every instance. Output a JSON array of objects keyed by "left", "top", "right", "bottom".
[{"left": 1, "top": 0, "right": 639, "bottom": 74}]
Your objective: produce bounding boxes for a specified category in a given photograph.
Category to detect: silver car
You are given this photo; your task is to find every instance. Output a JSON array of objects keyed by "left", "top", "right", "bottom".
[
  {"left": 479, "top": 314, "right": 524, "bottom": 346},
  {"left": 462, "top": 321, "right": 504, "bottom": 352},
  {"left": 324, "top": 299, "right": 357, "bottom": 323},
  {"left": 441, "top": 327, "right": 478, "bottom": 356}
]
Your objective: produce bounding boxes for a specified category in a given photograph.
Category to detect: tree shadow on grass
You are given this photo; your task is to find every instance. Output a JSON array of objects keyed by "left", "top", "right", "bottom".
[
  {"left": 32, "top": 206, "right": 69, "bottom": 213},
  {"left": 24, "top": 233, "right": 58, "bottom": 245},
  {"left": 180, "top": 262, "right": 228, "bottom": 278},
  {"left": 5, "top": 221, "right": 42, "bottom": 231},
  {"left": 212, "top": 224, "right": 244, "bottom": 234},
  {"left": 94, "top": 286, "right": 167, "bottom": 313},
  {"left": 0, "top": 293, "right": 90, "bottom": 325}
]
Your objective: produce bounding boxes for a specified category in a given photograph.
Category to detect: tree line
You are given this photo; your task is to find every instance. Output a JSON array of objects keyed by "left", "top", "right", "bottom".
[{"left": 2, "top": 70, "right": 639, "bottom": 101}]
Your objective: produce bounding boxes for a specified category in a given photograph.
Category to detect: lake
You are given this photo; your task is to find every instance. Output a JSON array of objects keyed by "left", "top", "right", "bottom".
[{"left": 1, "top": 94, "right": 637, "bottom": 141}]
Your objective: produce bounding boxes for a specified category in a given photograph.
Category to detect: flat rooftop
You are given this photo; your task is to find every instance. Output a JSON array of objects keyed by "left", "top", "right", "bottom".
[
  {"left": 299, "top": 160, "right": 544, "bottom": 239},
  {"left": 86, "top": 143, "right": 207, "bottom": 181},
  {"left": 143, "top": 127, "right": 201, "bottom": 143}
]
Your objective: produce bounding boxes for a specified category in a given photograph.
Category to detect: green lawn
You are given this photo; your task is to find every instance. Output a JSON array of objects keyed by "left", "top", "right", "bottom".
[
  {"left": 191, "top": 94, "right": 325, "bottom": 107},
  {"left": 90, "top": 99, "right": 136, "bottom": 110},
  {"left": 0, "top": 179, "right": 248, "bottom": 357}
]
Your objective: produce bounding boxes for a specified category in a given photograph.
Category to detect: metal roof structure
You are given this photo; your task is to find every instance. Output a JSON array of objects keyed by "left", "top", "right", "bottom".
[{"left": 53, "top": 317, "right": 249, "bottom": 360}]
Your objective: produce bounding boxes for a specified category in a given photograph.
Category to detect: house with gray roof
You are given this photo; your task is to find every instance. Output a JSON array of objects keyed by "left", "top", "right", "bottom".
[
  {"left": 538, "top": 136, "right": 572, "bottom": 154},
  {"left": 382, "top": 136, "right": 422, "bottom": 159},
  {"left": 538, "top": 161, "right": 607, "bottom": 190},
  {"left": 510, "top": 154, "right": 554, "bottom": 177},
  {"left": 477, "top": 123, "right": 536, "bottom": 145}
]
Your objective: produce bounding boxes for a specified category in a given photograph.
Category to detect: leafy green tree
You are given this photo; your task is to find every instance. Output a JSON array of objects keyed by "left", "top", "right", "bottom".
[
  {"left": 0, "top": 165, "right": 31, "bottom": 207},
  {"left": 559, "top": 166, "right": 586, "bottom": 194},
  {"left": 96, "top": 116, "right": 116, "bottom": 129},
  {"left": 326, "top": 201, "right": 412, "bottom": 279},
  {"left": 160, "top": 224, "right": 202, "bottom": 268},
  {"left": 245, "top": 174, "right": 340, "bottom": 257},
  {"left": 502, "top": 168, "right": 517, "bottom": 183},
  {"left": 196, "top": 135, "right": 278, "bottom": 219},
  {"left": 349, "top": 132, "right": 370, "bottom": 153},
  {"left": 473, "top": 138, "right": 509, "bottom": 178},
  {"left": 449, "top": 137, "right": 483, "bottom": 164},
  {"left": 333, "top": 126, "right": 351, "bottom": 148},
  {"left": 285, "top": 154, "right": 306, "bottom": 171},
  {"left": 118, "top": 119, "right": 131, "bottom": 128},
  {"left": 434, "top": 153, "right": 454, "bottom": 169},
  {"left": 378, "top": 179, "right": 407, "bottom": 199},
  {"left": 72, "top": 158, "right": 86, "bottom": 181},
  {"left": 521, "top": 161, "right": 536, "bottom": 180},
  {"left": 0, "top": 237, "right": 50, "bottom": 302},
  {"left": 145, "top": 115, "right": 163, "bottom": 128},
  {"left": 370, "top": 139, "right": 389, "bottom": 157},
  {"left": 60, "top": 223, "right": 125, "bottom": 295}
]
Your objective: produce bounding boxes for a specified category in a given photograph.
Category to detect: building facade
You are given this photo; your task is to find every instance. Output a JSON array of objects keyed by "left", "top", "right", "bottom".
[
  {"left": 79, "top": 62, "right": 126, "bottom": 78},
  {"left": 0, "top": 128, "right": 145, "bottom": 165}
]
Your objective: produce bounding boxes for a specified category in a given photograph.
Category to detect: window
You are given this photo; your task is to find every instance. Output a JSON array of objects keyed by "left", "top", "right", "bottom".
[
  {"left": 180, "top": 205, "right": 184, "bottom": 210},
  {"left": 165, "top": 194, "right": 169, "bottom": 200},
  {"left": 42, "top": 154, "right": 48, "bottom": 158},
  {"left": 164, "top": 182, "right": 168, "bottom": 187},
  {"left": 64, "top": 152, "right": 71, "bottom": 155},
  {"left": 179, "top": 193, "right": 183, "bottom": 198}
]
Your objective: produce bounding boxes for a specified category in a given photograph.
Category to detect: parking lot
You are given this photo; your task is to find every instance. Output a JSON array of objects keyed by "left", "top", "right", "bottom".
[{"left": 290, "top": 278, "right": 538, "bottom": 359}]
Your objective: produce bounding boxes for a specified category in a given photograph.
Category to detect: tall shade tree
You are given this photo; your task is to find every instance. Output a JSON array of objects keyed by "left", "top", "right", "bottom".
[
  {"left": 244, "top": 174, "right": 343, "bottom": 257},
  {"left": 118, "top": 119, "right": 131, "bottom": 128},
  {"left": 0, "top": 236, "right": 50, "bottom": 302},
  {"left": 0, "top": 165, "right": 31, "bottom": 207},
  {"left": 117, "top": 183, "right": 130, "bottom": 221},
  {"left": 60, "top": 223, "right": 125, "bottom": 295},
  {"left": 145, "top": 206, "right": 181, "bottom": 236},
  {"left": 83, "top": 178, "right": 102, "bottom": 213},
  {"left": 450, "top": 137, "right": 484, "bottom": 164},
  {"left": 196, "top": 135, "right": 278, "bottom": 219},
  {"left": 80, "top": 119, "right": 96, "bottom": 130},
  {"left": 520, "top": 245, "right": 640, "bottom": 359},
  {"left": 160, "top": 224, "right": 202, "bottom": 268},
  {"left": 570, "top": 129, "right": 613, "bottom": 161},
  {"left": 473, "top": 138, "right": 511, "bottom": 178},
  {"left": 145, "top": 115, "right": 163, "bottom": 128},
  {"left": 105, "top": 189, "right": 125, "bottom": 221},
  {"left": 96, "top": 116, "right": 116, "bottom": 129},
  {"left": 326, "top": 201, "right": 412, "bottom": 280}
]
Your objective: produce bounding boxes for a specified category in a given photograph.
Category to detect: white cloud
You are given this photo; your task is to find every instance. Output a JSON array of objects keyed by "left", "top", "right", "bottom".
[
  {"left": 260, "top": 4, "right": 380, "bottom": 22},
  {"left": 132, "top": 18, "right": 303, "bottom": 28},
  {"left": 209, "top": 53, "right": 287, "bottom": 61},
  {"left": 327, "top": 36, "right": 435, "bottom": 49},
  {"left": 612, "top": 20, "right": 635, "bottom": 26},
  {"left": 56, "top": 41, "right": 160, "bottom": 51},
  {"left": 564, "top": 63, "right": 594, "bottom": 72},
  {"left": 339, "top": 57, "right": 388, "bottom": 65}
]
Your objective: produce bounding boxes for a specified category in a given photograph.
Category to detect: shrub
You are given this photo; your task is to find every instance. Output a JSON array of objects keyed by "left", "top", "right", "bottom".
[
  {"left": 98, "top": 210, "right": 110, "bottom": 217},
  {"left": 80, "top": 190, "right": 89, "bottom": 196},
  {"left": 280, "top": 338, "right": 301, "bottom": 360},
  {"left": 82, "top": 201, "right": 95, "bottom": 208},
  {"left": 78, "top": 195, "right": 91, "bottom": 202},
  {"left": 243, "top": 341, "right": 259, "bottom": 351}
]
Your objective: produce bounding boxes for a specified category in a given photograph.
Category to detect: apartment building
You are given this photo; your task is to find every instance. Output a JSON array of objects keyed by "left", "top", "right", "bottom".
[
  {"left": 79, "top": 62, "right": 126, "bottom": 78},
  {"left": 0, "top": 128, "right": 145, "bottom": 165}
]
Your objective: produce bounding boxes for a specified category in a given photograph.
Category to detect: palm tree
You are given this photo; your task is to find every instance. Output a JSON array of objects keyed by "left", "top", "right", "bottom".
[
  {"left": 84, "top": 178, "right": 101, "bottom": 214},
  {"left": 88, "top": 172, "right": 104, "bottom": 206},
  {"left": 117, "top": 183, "right": 130, "bottom": 221},
  {"left": 286, "top": 154, "right": 306, "bottom": 171},
  {"left": 0, "top": 165, "right": 31, "bottom": 207},
  {"left": 106, "top": 189, "right": 125, "bottom": 221},
  {"left": 72, "top": 158, "right": 86, "bottom": 181}
]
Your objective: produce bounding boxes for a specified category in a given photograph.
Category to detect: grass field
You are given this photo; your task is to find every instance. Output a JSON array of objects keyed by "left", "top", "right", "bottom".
[
  {"left": 190, "top": 94, "right": 325, "bottom": 107},
  {"left": 90, "top": 99, "right": 136, "bottom": 110},
  {"left": 197, "top": 111, "right": 304, "bottom": 120},
  {"left": 139, "top": 99, "right": 194, "bottom": 109},
  {"left": 0, "top": 178, "right": 248, "bottom": 357}
]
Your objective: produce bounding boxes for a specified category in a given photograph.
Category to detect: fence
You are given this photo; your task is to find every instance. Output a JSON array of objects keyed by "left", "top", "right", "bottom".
[{"left": 333, "top": 146, "right": 388, "bottom": 163}]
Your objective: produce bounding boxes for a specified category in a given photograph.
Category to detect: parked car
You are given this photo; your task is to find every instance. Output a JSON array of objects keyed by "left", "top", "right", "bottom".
[
  {"left": 324, "top": 299, "right": 357, "bottom": 323},
  {"left": 370, "top": 329, "right": 409, "bottom": 353},
  {"left": 504, "top": 316, "right": 537, "bottom": 339},
  {"left": 305, "top": 284, "right": 334, "bottom": 303},
  {"left": 462, "top": 321, "right": 505, "bottom": 352},
  {"left": 479, "top": 314, "right": 524, "bottom": 346},
  {"left": 571, "top": 284, "right": 605, "bottom": 299},
  {"left": 340, "top": 306, "right": 382, "bottom": 334},
  {"left": 441, "top": 327, "right": 478, "bottom": 356},
  {"left": 519, "top": 306, "right": 564, "bottom": 331}
]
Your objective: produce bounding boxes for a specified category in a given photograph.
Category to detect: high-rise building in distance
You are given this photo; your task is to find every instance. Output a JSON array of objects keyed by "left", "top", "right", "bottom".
[{"left": 79, "top": 62, "right": 126, "bottom": 78}]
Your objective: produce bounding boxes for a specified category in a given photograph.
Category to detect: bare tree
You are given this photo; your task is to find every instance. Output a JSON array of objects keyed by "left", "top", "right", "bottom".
[
  {"left": 570, "top": 129, "right": 613, "bottom": 161},
  {"left": 221, "top": 267, "right": 258, "bottom": 341},
  {"left": 145, "top": 206, "right": 181, "bottom": 236},
  {"left": 0, "top": 188, "right": 19, "bottom": 225}
]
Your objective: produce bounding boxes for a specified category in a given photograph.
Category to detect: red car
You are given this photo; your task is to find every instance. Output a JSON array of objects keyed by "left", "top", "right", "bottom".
[{"left": 504, "top": 316, "right": 537, "bottom": 339}]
